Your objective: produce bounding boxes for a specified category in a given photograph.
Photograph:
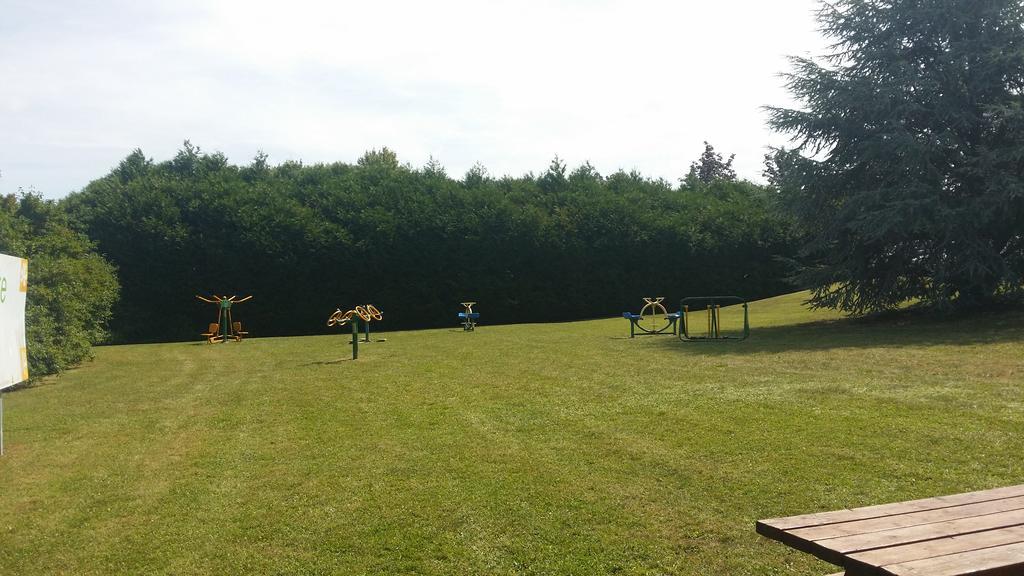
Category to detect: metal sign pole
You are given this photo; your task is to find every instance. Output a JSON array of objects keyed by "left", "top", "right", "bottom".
[{"left": 1, "top": 391, "right": 5, "bottom": 456}]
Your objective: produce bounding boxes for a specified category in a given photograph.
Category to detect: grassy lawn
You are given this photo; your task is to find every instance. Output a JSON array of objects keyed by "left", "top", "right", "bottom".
[{"left": 2, "top": 292, "right": 1023, "bottom": 575}]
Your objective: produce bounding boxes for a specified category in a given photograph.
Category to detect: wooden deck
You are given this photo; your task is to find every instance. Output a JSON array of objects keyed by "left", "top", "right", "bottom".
[{"left": 757, "top": 484, "right": 1024, "bottom": 575}]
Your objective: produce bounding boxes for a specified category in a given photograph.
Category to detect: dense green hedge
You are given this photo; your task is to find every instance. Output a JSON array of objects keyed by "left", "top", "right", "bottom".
[
  {"left": 64, "top": 145, "right": 798, "bottom": 343},
  {"left": 0, "top": 193, "right": 119, "bottom": 378}
]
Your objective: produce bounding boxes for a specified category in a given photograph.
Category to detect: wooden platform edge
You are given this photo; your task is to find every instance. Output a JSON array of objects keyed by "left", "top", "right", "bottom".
[
  {"left": 761, "top": 485, "right": 1024, "bottom": 532},
  {"left": 756, "top": 520, "right": 847, "bottom": 567}
]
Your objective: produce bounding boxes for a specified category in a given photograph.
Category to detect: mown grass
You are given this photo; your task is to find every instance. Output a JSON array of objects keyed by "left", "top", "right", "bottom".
[{"left": 2, "top": 292, "right": 1023, "bottom": 575}]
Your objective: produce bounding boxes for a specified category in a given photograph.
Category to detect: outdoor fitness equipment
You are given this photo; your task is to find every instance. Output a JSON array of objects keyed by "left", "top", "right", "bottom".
[
  {"left": 327, "top": 304, "right": 383, "bottom": 359},
  {"left": 196, "top": 294, "right": 253, "bottom": 343},
  {"left": 678, "top": 296, "right": 749, "bottom": 341},
  {"left": 458, "top": 302, "right": 480, "bottom": 331},
  {"left": 622, "top": 297, "right": 681, "bottom": 338}
]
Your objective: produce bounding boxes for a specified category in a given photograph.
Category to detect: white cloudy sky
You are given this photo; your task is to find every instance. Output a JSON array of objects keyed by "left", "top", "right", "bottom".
[{"left": 1, "top": 0, "right": 826, "bottom": 199}]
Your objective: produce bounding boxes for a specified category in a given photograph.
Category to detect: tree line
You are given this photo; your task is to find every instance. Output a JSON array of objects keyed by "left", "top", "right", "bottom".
[{"left": 61, "top": 144, "right": 797, "bottom": 343}]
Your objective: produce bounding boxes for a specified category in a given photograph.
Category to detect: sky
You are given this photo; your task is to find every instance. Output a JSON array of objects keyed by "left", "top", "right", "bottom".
[{"left": 0, "top": 0, "right": 826, "bottom": 199}]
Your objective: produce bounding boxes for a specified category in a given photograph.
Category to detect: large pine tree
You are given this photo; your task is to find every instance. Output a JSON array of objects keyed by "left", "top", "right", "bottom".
[{"left": 769, "top": 0, "right": 1024, "bottom": 312}]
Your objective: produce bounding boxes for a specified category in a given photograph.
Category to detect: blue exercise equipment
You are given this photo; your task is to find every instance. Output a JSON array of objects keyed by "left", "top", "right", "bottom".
[
  {"left": 459, "top": 302, "right": 479, "bottom": 331},
  {"left": 622, "top": 297, "right": 681, "bottom": 338}
]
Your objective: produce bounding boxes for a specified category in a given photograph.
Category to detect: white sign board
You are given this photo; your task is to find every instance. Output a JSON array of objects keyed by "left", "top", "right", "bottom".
[{"left": 0, "top": 254, "right": 28, "bottom": 389}]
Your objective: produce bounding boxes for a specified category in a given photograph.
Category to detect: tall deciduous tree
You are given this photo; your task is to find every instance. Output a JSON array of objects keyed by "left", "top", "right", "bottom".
[
  {"left": 769, "top": 0, "right": 1024, "bottom": 312},
  {"left": 684, "top": 141, "right": 737, "bottom": 186}
]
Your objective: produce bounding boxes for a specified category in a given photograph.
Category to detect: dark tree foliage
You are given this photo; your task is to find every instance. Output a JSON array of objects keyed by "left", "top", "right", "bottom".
[
  {"left": 0, "top": 192, "right": 119, "bottom": 377},
  {"left": 762, "top": 147, "right": 803, "bottom": 193},
  {"left": 684, "top": 141, "right": 737, "bottom": 186},
  {"left": 64, "top": 145, "right": 798, "bottom": 343},
  {"left": 769, "top": 0, "right": 1024, "bottom": 312}
]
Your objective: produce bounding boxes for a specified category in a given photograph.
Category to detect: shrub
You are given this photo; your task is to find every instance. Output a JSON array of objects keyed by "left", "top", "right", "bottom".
[{"left": 0, "top": 193, "right": 119, "bottom": 378}]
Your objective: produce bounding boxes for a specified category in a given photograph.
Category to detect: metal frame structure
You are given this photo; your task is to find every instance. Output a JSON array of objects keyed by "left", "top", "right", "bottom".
[{"left": 678, "top": 296, "right": 749, "bottom": 341}]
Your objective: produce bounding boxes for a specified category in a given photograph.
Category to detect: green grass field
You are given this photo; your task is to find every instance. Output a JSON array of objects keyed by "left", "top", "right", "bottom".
[{"left": 2, "top": 292, "right": 1023, "bottom": 575}]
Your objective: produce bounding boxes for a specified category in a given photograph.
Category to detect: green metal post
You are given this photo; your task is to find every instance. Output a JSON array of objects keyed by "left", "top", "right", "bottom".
[
  {"left": 743, "top": 302, "right": 749, "bottom": 339},
  {"left": 364, "top": 318, "right": 370, "bottom": 343},
  {"left": 351, "top": 318, "right": 359, "bottom": 360},
  {"left": 220, "top": 299, "right": 231, "bottom": 342}
]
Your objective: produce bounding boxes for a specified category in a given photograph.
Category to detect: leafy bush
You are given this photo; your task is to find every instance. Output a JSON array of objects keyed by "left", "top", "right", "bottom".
[{"left": 0, "top": 193, "right": 119, "bottom": 377}]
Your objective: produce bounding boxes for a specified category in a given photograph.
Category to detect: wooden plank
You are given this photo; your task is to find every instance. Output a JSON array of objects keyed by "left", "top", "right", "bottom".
[
  {"left": 819, "top": 508, "right": 1024, "bottom": 556},
  {"left": 791, "top": 495, "right": 1024, "bottom": 541},
  {"left": 762, "top": 509, "right": 1024, "bottom": 568},
  {"left": 847, "top": 525, "right": 1024, "bottom": 567},
  {"left": 759, "top": 485, "right": 1024, "bottom": 531},
  {"left": 883, "top": 540, "right": 1024, "bottom": 576}
]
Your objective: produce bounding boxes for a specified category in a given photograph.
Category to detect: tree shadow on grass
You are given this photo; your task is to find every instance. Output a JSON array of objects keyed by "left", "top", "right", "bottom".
[{"left": 650, "top": 306, "right": 1024, "bottom": 355}]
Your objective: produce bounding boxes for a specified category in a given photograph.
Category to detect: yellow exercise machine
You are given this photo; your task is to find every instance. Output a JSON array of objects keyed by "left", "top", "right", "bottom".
[
  {"left": 327, "top": 304, "right": 383, "bottom": 359},
  {"left": 196, "top": 294, "right": 252, "bottom": 343}
]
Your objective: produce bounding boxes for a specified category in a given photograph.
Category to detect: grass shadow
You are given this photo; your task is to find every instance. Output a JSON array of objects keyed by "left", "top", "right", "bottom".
[{"left": 302, "top": 358, "right": 355, "bottom": 366}]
